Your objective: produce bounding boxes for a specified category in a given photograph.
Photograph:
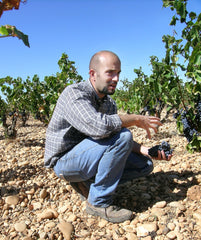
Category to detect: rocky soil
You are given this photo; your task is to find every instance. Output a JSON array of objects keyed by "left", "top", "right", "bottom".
[{"left": 0, "top": 113, "right": 201, "bottom": 240}]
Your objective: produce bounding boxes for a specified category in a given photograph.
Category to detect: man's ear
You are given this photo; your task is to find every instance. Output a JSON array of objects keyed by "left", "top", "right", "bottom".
[{"left": 89, "top": 69, "right": 96, "bottom": 80}]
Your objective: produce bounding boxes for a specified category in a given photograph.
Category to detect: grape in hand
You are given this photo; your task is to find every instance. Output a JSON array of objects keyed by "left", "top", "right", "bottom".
[{"left": 148, "top": 141, "right": 173, "bottom": 160}]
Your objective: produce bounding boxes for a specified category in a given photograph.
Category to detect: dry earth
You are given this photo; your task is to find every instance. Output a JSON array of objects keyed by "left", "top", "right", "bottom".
[{"left": 0, "top": 113, "right": 201, "bottom": 240}]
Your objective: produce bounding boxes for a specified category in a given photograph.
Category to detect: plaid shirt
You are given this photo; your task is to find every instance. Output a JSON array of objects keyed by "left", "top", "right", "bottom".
[{"left": 44, "top": 80, "right": 122, "bottom": 168}]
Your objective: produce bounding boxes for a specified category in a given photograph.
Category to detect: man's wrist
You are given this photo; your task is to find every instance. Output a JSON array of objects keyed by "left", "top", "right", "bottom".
[{"left": 140, "top": 145, "right": 149, "bottom": 156}]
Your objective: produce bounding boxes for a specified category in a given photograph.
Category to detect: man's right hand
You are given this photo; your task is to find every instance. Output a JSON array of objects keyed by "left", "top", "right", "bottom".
[{"left": 119, "top": 114, "right": 162, "bottom": 139}]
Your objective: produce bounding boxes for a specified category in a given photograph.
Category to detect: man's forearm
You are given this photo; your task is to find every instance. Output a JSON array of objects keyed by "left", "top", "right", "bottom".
[
  {"left": 118, "top": 113, "right": 162, "bottom": 139},
  {"left": 119, "top": 114, "right": 142, "bottom": 128}
]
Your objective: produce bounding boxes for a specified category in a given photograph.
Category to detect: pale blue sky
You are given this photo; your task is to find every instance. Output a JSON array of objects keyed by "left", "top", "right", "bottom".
[{"left": 0, "top": 0, "right": 200, "bottom": 82}]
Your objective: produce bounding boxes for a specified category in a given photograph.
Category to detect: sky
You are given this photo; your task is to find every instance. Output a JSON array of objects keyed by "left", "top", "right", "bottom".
[{"left": 0, "top": 0, "right": 201, "bottom": 84}]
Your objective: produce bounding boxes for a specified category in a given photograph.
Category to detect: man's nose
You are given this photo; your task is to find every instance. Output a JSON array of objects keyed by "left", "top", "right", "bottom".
[{"left": 112, "top": 73, "right": 119, "bottom": 82}]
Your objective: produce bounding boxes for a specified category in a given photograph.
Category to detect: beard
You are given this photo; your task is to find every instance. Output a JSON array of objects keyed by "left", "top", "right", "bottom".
[{"left": 99, "top": 86, "right": 116, "bottom": 95}]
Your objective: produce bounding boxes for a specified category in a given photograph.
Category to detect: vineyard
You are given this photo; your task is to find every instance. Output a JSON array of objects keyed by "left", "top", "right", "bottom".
[
  {"left": 0, "top": 0, "right": 201, "bottom": 239},
  {"left": 0, "top": 107, "right": 201, "bottom": 239},
  {"left": 1, "top": 0, "right": 200, "bottom": 152}
]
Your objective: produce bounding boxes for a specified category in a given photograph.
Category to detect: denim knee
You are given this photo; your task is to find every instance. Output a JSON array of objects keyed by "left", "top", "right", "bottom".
[{"left": 119, "top": 128, "right": 133, "bottom": 151}]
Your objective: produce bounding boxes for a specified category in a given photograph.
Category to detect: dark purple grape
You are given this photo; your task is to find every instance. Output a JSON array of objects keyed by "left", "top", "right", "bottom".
[
  {"left": 148, "top": 141, "right": 173, "bottom": 159},
  {"left": 181, "top": 114, "right": 198, "bottom": 142}
]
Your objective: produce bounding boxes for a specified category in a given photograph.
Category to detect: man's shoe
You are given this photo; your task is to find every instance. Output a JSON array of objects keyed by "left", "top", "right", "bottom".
[{"left": 86, "top": 202, "right": 133, "bottom": 223}]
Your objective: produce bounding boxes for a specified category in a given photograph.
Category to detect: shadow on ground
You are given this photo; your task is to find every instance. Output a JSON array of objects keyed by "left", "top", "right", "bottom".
[
  {"left": 0, "top": 163, "right": 46, "bottom": 198},
  {"left": 114, "top": 170, "right": 200, "bottom": 213}
]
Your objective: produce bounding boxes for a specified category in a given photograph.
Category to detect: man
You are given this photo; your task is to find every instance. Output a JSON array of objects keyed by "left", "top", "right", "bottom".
[{"left": 44, "top": 50, "right": 172, "bottom": 223}]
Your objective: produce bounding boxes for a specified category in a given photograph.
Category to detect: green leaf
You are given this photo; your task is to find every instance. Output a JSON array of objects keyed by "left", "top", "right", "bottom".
[
  {"left": 178, "top": 1, "right": 187, "bottom": 23},
  {"left": 13, "top": 27, "right": 30, "bottom": 47},
  {"left": 0, "top": 25, "right": 30, "bottom": 47},
  {"left": 170, "top": 15, "right": 178, "bottom": 26},
  {"left": 0, "top": 26, "right": 9, "bottom": 35},
  {"left": 163, "top": 0, "right": 174, "bottom": 8},
  {"left": 189, "top": 12, "right": 196, "bottom": 20},
  {"left": 190, "top": 46, "right": 201, "bottom": 66},
  {"left": 193, "top": 83, "right": 201, "bottom": 94},
  {"left": 157, "top": 83, "right": 162, "bottom": 93},
  {"left": 194, "top": 70, "right": 201, "bottom": 83}
]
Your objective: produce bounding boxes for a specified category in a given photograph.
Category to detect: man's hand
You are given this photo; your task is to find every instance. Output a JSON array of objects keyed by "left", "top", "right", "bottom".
[
  {"left": 139, "top": 144, "right": 173, "bottom": 161},
  {"left": 119, "top": 114, "right": 162, "bottom": 139},
  {"left": 152, "top": 149, "right": 173, "bottom": 161},
  {"left": 148, "top": 141, "right": 173, "bottom": 161}
]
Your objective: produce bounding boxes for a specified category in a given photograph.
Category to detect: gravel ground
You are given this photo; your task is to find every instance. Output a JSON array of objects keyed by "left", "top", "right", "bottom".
[{"left": 0, "top": 113, "right": 201, "bottom": 240}]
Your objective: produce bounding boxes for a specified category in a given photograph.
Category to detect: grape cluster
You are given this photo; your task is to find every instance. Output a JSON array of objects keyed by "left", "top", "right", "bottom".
[
  {"left": 181, "top": 111, "right": 198, "bottom": 142},
  {"left": 148, "top": 141, "right": 173, "bottom": 159},
  {"left": 195, "top": 97, "right": 201, "bottom": 129},
  {"left": 173, "top": 105, "right": 200, "bottom": 143}
]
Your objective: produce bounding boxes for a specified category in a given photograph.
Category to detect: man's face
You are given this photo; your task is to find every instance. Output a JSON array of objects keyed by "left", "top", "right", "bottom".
[{"left": 90, "top": 54, "right": 121, "bottom": 98}]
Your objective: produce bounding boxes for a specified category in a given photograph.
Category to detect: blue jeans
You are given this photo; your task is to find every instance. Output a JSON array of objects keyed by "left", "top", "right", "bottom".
[{"left": 54, "top": 128, "right": 153, "bottom": 207}]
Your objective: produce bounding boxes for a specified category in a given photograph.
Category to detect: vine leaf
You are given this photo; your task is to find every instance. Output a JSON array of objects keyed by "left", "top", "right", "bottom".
[
  {"left": 0, "top": 24, "right": 30, "bottom": 47},
  {"left": 0, "top": 0, "right": 22, "bottom": 17},
  {"left": 0, "top": 25, "right": 8, "bottom": 35}
]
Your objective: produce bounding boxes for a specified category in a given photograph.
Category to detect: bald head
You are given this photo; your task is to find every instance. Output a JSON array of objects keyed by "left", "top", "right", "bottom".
[
  {"left": 89, "top": 50, "right": 121, "bottom": 71},
  {"left": 88, "top": 50, "right": 121, "bottom": 98}
]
